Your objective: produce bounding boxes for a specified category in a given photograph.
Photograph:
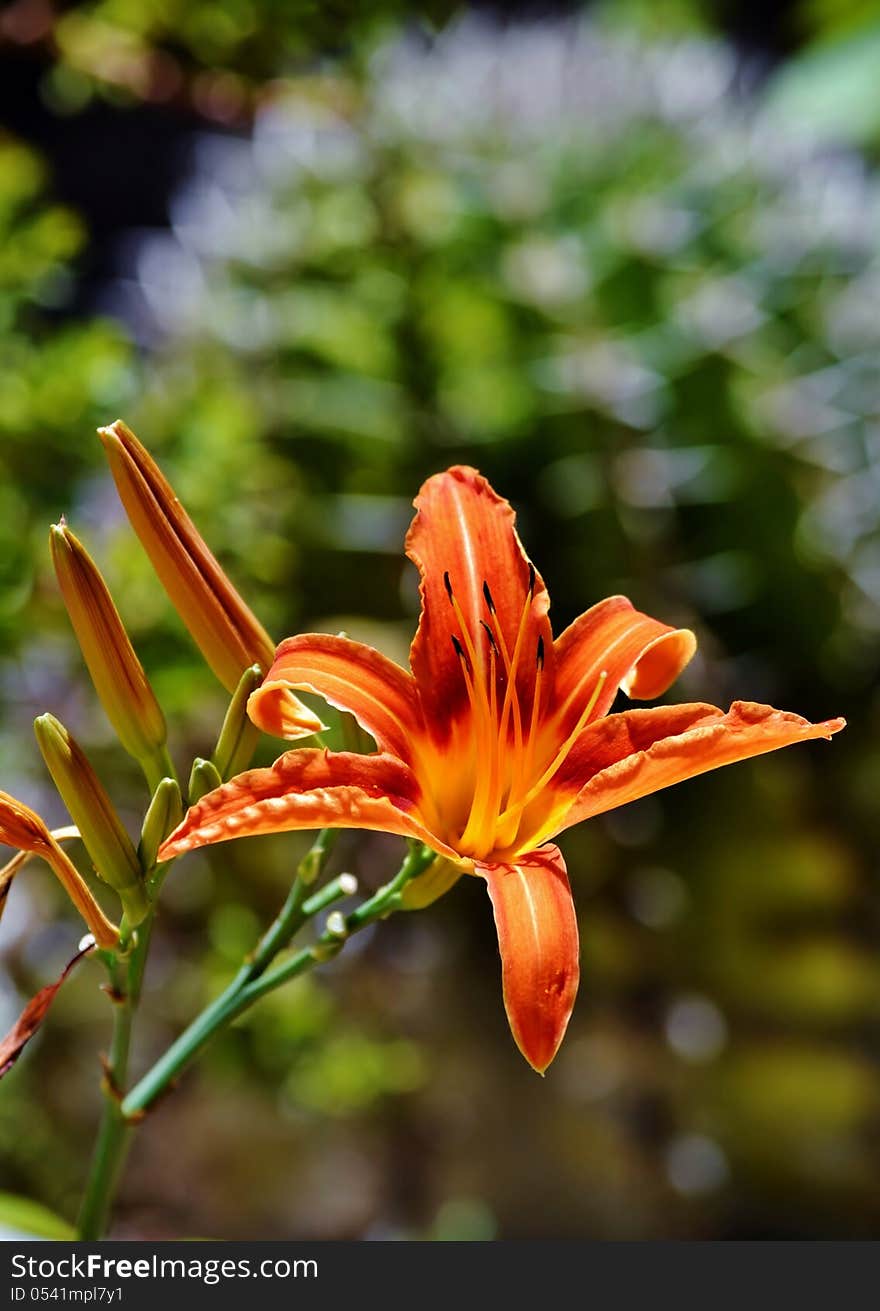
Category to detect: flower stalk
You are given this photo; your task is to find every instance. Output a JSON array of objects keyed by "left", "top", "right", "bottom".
[{"left": 77, "top": 916, "right": 154, "bottom": 1241}]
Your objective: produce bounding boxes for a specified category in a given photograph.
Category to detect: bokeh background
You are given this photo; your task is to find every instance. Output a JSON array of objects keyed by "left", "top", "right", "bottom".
[{"left": 1, "top": 0, "right": 880, "bottom": 1240}]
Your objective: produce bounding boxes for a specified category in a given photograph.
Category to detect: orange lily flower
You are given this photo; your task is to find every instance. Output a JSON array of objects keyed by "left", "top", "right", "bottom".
[{"left": 160, "top": 468, "right": 844, "bottom": 1072}]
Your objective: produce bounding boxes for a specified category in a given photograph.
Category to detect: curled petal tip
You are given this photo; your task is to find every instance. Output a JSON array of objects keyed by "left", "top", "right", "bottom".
[
  {"left": 620, "top": 626, "right": 698, "bottom": 700},
  {"left": 246, "top": 678, "right": 328, "bottom": 741}
]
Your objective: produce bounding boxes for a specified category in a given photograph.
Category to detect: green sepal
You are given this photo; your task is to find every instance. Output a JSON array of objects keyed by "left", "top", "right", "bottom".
[{"left": 399, "top": 854, "right": 464, "bottom": 910}]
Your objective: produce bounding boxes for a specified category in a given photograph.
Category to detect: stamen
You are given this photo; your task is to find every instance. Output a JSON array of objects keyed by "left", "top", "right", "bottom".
[
  {"left": 443, "top": 571, "right": 454, "bottom": 603},
  {"left": 447, "top": 592, "right": 486, "bottom": 682},
  {"left": 450, "top": 633, "right": 469, "bottom": 669},
  {"left": 482, "top": 580, "right": 496, "bottom": 614},
  {"left": 454, "top": 624, "right": 500, "bottom": 855},
  {"left": 480, "top": 620, "right": 498, "bottom": 653},
  {"left": 528, "top": 563, "right": 536, "bottom": 596},
  {"left": 491, "top": 584, "right": 535, "bottom": 804},
  {"left": 496, "top": 670, "right": 609, "bottom": 831},
  {"left": 461, "top": 631, "right": 501, "bottom": 854},
  {"left": 525, "top": 647, "right": 544, "bottom": 766}
]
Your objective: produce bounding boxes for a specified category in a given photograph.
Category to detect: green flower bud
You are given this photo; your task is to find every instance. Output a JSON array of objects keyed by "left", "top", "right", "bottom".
[
  {"left": 138, "top": 778, "right": 184, "bottom": 872},
  {"left": 33, "top": 715, "right": 148, "bottom": 926},
  {"left": 188, "top": 757, "right": 223, "bottom": 805},
  {"left": 211, "top": 665, "right": 262, "bottom": 780}
]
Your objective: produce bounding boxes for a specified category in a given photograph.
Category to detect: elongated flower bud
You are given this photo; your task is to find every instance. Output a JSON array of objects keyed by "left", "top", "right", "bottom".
[
  {"left": 138, "top": 778, "right": 183, "bottom": 871},
  {"left": 34, "top": 715, "right": 149, "bottom": 926},
  {"left": 98, "top": 420, "right": 276, "bottom": 692},
  {"left": 0, "top": 789, "right": 118, "bottom": 947},
  {"left": 50, "top": 523, "right": 168, "bottom": 782},
  {"left": 211, "top": 665, "right": 263, "bottom": 780}
]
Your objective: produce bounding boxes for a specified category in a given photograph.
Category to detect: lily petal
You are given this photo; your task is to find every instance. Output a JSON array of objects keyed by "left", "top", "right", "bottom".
[
  {"left": 159, "top": 749, "right": 458, "bottom": 860},
  {"left": 553, "top": 595, "right": 696, "bottom": 728},
  {"left": 555, "top": 701, "right": 845, "bottom": 832},
  {"left": 249, "top": 634, "right": 422, "bottom": 764},
  {"left": 479, "top": 844, "right": 579, "bottom": 1074},
  {"left": 406, "top": 466, "right": 553, "bottom": 738}
]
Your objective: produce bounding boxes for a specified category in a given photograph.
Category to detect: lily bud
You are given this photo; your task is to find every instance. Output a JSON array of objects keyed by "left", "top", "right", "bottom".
[
  {"left": 211, "top": 665, "right": 263, "bottom": 780},
  {"left": 98, "top": 420, "right": 276, "bottom": 692},
  {"left": 34, "top": 715, "right": 149, "bottom": 926},
  {"left": 138, "top": 778, "right": 183, "bottom": 872},
  {"left": 188, "top": 757, "right": 223, "bottom": 805},
  {"left": 50, "top": 523, "right": 169, "bottom": 783},
  {"left": 0, "top": 789, "right": 119, "bottom": 948}
]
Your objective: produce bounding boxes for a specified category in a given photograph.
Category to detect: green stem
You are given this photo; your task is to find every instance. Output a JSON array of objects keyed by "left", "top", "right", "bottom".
[
  {"left": 245, "top": 828, "right": 339, "bottom": 971},
  {"left": 76, "top": 915, "right": 154, "bottom": 1240},
  {"left": 142, "top": 743, "right": 177, "bottom": 794},
  {"left": 122, "top": 841, "right": 434, "bottom": 1119}
]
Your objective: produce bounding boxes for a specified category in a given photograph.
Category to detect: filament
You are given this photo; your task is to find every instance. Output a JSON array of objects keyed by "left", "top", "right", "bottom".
[{"left": 496, "top": 670, "right": 608, "bottom": 832}]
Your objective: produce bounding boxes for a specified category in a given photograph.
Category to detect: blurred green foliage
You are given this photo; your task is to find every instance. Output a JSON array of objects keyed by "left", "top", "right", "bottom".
[
  {"left": 6, "top": 0, "right": 457, "bottom": 121},
  {"left": 766, "top": 1, "right": 880, "bottom": 147},
  {"left": 1, "top": 9, "right": 879, "bottom": 1239},
  {"left": 0, "top": 135, "right": 132, "bottom": 663}
]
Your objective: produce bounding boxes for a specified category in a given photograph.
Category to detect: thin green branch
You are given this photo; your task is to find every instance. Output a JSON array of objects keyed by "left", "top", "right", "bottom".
[{"left": 121, "top": 841, "right": 434, "bottom": 1120}]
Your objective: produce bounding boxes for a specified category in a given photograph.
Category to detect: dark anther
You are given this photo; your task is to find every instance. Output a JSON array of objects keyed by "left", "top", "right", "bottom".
[
  {"left": 480, "top": 620, "right": 498, "bottom": 653},
  {"left": 527, "top": 563, "right": 536, "bottom": 595},
  {"left": 536, "top": 634, "right": 545, "bottom": 669},
  {"left": 482, "top": 580, "right": 496, "bottom": 614},
  {"left": 443, "top": 571, "right": 454, "bottom": 603},
  {"left": 451, "top": 634, "right": 466, "bottom": 662}
]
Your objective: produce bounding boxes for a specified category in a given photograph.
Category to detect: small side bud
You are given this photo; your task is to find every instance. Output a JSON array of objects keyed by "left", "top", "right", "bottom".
[
  {"left": 211, "top": 665, "right": 263, "bottom": 780},
  {"left": 50, "top": 523, "right": 168, "bottom": 779},
  {"left": 297, "top": 828, "right": 338, "bottom": 886},
  {"left": 138, "top": 778, "right": 184, "bottom": 871},
  {"left": 188, "top": 757, "right": 223, "bottom": 805},
  {"left": 34, "top": 714, "right": 149, "bottom": 926}
]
